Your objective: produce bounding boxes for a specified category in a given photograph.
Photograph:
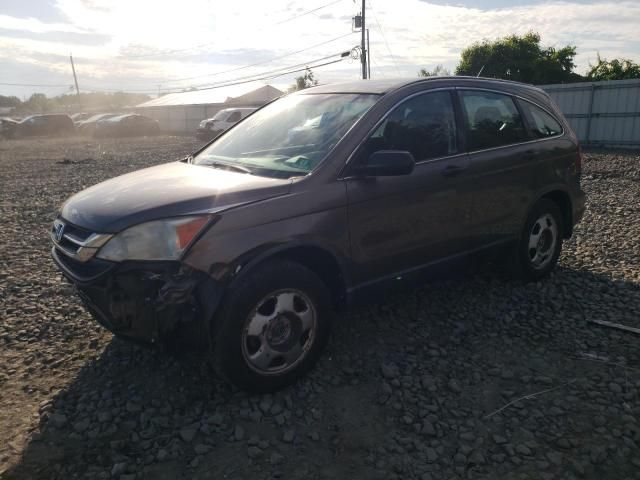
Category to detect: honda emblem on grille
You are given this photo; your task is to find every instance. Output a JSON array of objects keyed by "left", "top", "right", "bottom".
[{"left": 53, "top": 220, "right": 65, "bottom": 242}]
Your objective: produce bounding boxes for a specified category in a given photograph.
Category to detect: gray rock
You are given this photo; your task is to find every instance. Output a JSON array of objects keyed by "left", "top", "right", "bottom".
[
  {"left": 270, "top": 452, "right": 285, "bottom": 465},
  {"left": 422, "top": 420, "right": 436, "bottom": 436},
  {"left": 459, "top": 432, "right": 475, "bottom": 442},
  {"left": 111, "top": 462, "right": 127, "bottom": 477},
  {"left": 234, "top": 424, "right": 245, "bottom": 441},
  {"left": 492, "top": 434, "right": 507, "bottom": 444},
  {"left": 98, "top": 411, "right": 112, "bottom": 423},
  {"left": 425, "top": 447, "right": 437, "bottom": 463},
  {"left": 609, "top": 382, "right": 623, "bottom": 394},
  {"left": 156, "top": 449, "right": 168, "bottom": 462},
  {"left": 73, "top": 418, "right": 90, "bottom": 433},
  {"left": 247, "top": 446, "right": 263, "bottom": 459},
  {"left": 194, "top": 444, "right": 210, "bottom": 455},
  {"left": 282, "top": 429, "right": 295, "bottom": 443},
  {"left": 49, "top": 413, "right": 67, "bottom": 428},
  {"left": 469, "top": 450, "right": 486, "bottom": 465},
  {"left": 546, "top": 451, "right": 563, "bottom": 465},
  {"left": 180, "top": 425, "right": 198, "bottom": 443},
  {"left": 590, "top": 446, "right": 606, "bottom": 464},
  {"left": 381, "top": 362, "right": 399, "bottom": 379},
  {"left": 447, "top": 379, "right": 462, "bottom": 393}
]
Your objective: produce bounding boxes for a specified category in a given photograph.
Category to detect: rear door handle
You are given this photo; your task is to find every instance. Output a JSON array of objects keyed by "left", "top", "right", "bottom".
[{"left": 441, "top": 164, "right": 468, "bottom": 177}]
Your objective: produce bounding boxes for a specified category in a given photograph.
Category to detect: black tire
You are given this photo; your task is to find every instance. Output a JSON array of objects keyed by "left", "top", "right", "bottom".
[
  {"left": 212, "top": 259, "right": 333, "bottom": 393},
  {"left": 512, "top": 198, "right": 564, "bottom": 282}
]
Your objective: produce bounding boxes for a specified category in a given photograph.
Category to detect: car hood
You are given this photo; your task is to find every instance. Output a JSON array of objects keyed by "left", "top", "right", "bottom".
[{"left": 60, "top": 161, "right": 291, "bottom": 232}]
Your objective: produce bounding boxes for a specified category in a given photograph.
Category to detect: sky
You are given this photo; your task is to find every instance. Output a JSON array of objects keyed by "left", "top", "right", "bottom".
[{"left": 1, "top": 0, "right": 639, "bottom": 99}]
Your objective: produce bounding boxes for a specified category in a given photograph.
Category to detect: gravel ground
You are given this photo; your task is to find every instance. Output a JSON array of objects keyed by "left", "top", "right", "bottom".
[{"left": 1, "top": 136, "right": 639, "bottom": 480}]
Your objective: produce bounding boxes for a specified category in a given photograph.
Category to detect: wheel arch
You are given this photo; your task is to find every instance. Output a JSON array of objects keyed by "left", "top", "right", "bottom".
[
  {"left": 539, "top": 189, "right": 573, "bottom": 238},
  {"left": 226, "top": 241, "right": 350, "bottom": 310}
]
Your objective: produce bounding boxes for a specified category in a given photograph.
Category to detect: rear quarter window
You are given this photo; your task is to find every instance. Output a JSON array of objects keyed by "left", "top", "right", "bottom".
[{"left": 518, "top": 99, "right": 563, "bottom": 139}]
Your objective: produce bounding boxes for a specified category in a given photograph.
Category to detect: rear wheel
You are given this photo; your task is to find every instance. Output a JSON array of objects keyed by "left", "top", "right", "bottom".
[
  {"left": 513, "top": 199, "right": 564, "bottom": 282},
  {"left": 212, "top": 259, "right": 333, "bottom": 392}
]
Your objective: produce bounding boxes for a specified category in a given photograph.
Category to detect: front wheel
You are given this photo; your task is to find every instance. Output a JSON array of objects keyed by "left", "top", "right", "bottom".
[
  {"left": 212, "top": 259, "right": 333, "bottom": 392},
  {"left": 512, "top": 199, "right": 564, "bottom": 282}
]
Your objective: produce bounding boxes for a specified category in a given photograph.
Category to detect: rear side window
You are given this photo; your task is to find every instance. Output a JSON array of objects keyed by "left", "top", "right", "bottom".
[
  {"left": 362, "top": 90, "right": 457, "bottom": 162},
  {"left": 459, "top": 90, "right": 527, "bottom": 150},
  {"left": 519, "top": 100, "right": 563, "bottom": 138}
]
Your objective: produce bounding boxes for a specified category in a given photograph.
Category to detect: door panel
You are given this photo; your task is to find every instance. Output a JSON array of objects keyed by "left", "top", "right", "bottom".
[
  {"left": 346, "top": 155, "right": 471, "bottom": 285},
  {"left": 458, "top": 89, "right": 535, "bottom": 246},
  {"left": 344, "top": 89, "right": 473, "bottom": 286}
]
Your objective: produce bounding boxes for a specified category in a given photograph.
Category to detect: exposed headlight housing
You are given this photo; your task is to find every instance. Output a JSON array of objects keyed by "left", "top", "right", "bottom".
[{"left": 96, "top": 216, "right": 210, "bottom": 261}]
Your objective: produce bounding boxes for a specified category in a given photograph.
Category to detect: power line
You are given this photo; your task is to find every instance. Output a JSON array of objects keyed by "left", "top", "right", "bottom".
[
  {"left": 183, "top": 51, "right": 352, "bottom": 90},
  {"left": 276, "top": 0, "right": 344, "bottom": 24},
  {"left": 84, "top": 57, "right": 347, "bottom": 95},
  {"left": 84, "top": 50, "right": 353, "bottom": 93},
  {"left": 120, "top": 1, "right": 347, "bottom": 60},
  {"left": 368, "top": 0, "right": 400, "bottom": 75},
  {"left": 0, "top": 82, "right": 72, "bottom": 87},
  {"left": 159, "top": 33, "right": 355, "bottom": 85},
  {"left": 183, "top": 59, "right": 346, "bottom": 92}
]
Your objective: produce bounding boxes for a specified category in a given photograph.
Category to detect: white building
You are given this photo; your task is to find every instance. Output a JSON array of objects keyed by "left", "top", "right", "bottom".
[{"left": 135, "top": 84, "right": 284, "bottom": 134}]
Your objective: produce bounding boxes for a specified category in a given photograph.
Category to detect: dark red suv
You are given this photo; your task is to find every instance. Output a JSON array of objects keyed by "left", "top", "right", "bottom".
[{"left": 51, "top": 77, "right": 586, "bottom": 391}]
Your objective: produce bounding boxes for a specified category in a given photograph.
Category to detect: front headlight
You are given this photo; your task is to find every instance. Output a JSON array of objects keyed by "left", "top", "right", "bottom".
[
  {"left": 199, "top": 120, "right": 208, "bottom": 128},
  {"left": 96, "top": 216, "right": 210, "bottom": 261}
]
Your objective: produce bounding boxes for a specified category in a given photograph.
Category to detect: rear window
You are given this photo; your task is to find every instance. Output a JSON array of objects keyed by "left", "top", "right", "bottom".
[
  {"left": 518, "top": 99, "right": 563, "bottom": 138},
  {"left": 459, "top": 90, "right": 527, "bottom": 151}
]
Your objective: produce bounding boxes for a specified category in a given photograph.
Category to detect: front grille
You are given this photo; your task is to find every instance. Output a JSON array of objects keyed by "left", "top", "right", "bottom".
[{"left": 51, "top": 218, "right": 112, "bottom": 263}]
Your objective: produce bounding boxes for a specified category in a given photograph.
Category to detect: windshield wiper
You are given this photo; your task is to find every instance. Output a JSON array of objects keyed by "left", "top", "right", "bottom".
[{"left": 206, "top": 161, "right": 253, "bottom": 175}]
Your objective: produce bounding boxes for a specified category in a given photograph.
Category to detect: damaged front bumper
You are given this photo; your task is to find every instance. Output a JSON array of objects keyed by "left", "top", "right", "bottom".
[{"left": 51, "top": 247, "right": 222, "bottom": 345}]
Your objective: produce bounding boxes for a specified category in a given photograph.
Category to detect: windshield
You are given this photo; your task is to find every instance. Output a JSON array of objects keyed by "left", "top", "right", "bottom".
[
  {"left": 194, "top": 93, "right": 379, "bottom": 179},
  {"left": 213, "top": 110, "right": 231, "bottom": 121}
]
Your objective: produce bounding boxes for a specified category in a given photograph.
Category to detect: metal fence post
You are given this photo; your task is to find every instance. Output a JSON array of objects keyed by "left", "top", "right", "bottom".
[{"left": 585, "top": 84, "right": 596, "bottom": 145}]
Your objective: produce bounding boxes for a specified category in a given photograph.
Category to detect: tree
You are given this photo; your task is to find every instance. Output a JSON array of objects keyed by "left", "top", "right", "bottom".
[
  {"left": 22, "top": 93, "right": 52, "bottom": 113},
  {"left": 587, "top": 55, "right": 640, "bottom": 81},
  {"left": 0, "top": 95, "right": 21, "bottom": 108},
  {"left": 418, "top": 64, "right": 450, "bottom": 77},
  {"left": 455, "top": 32, "right": 582, "bottom": 84},
  {"left": 288, "top": 67, "right": 318, "bottom": 93},
  {"left": 12, "top": 91, "right": 152, "bottom": 115}
]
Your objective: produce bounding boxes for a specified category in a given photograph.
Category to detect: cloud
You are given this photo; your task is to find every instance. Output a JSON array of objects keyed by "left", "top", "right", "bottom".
[{"left": 1, "top": 0, "right": 639, "bottom": 97}]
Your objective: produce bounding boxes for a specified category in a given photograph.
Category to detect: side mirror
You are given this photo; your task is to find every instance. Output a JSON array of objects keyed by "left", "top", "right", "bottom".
[{"left": 353, "top": 150, "right": 415, "bottom": 177}]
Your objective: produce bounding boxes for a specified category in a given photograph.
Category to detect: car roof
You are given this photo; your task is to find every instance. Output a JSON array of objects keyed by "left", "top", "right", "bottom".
[
  {"left": 218, "top": 107, "right": 256, "bottom": 113},
  {"left": 302, "top": 76, "right": 546, "bottom": 96},
  {"left": 85, "top": 113, "right": 117, "bottom": 121},
  {"left": 104, "top": 114, "right": 135, "bottom": 121}
]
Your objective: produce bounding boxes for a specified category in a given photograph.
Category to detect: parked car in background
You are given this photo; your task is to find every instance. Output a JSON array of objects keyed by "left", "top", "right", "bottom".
[
  {"left": 196, "top": 107, "right": 256, "bottom": 140},
  {"left": 94, "top": 114, "right": 160, "bottom": 138},
  {"left": 0, "top": 117, "right": 19, "bottom": 138},
  {"left": 51, "top": 77, "right": 585, "bottom": 392},
  {"left": 70, "top": 112, "right": 91, "bottom": 123},
  {"left": 76, "top": 113, "right": 120, "bottom": 135},
  {"left": 12, "top": 114, "right": 75, "bottom": 138}
]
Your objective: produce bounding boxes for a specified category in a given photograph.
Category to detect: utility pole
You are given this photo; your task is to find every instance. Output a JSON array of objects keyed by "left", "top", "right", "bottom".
[
  {"left": 366, "top": 28, "right": 371, "bottom": 79},
  {"left": 360, "top": 0, "right": 367, "bottom": 79},
  {"left": 69, "top": 54, "right": 81, "bottom": 109}
]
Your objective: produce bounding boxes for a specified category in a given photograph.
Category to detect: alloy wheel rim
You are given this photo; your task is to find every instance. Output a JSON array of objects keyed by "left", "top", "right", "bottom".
[
  {"left": 527, "top": 213, "right": 558, "bottom": 270},
  {"left": 241, "top": 289, "right": 317, "bottom": 375}
]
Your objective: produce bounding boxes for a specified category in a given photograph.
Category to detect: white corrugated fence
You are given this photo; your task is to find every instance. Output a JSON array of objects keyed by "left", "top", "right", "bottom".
[{"left": 541, "top": 79, "right": 640, "bottom": 148}]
